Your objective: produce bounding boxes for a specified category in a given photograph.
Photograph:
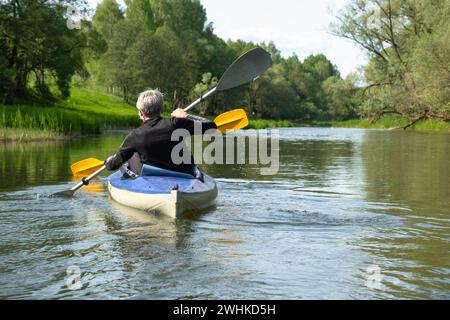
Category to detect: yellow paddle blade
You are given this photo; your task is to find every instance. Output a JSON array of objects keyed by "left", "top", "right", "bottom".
[
  {"left": 214, "top": 109, "right": 249, "bottom": 133},
  {"left": 71, "top": 158, "right": 104, "bottom": 177}
]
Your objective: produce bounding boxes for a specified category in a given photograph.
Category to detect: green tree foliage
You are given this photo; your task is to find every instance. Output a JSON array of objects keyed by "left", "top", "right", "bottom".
[
  {"left": 251, "top": 66, "right": 300, "bottom": 120},
  {"left": 95, "top": 0, "right": 215, "bottom": 104},
  {"left": 282, "top": 54, "right": 343, "bottom": 120},
  {"left": 334, "top": 0, "right": 450, "bottom": 124},
  {"left": 322, "top": 74, "right": 360, "bottom": 121},
  {"left": 189, "top": 73, "right": 218, "bottom": 115},
  {"left": 0, "top": 0, "right": 89, "bottom": 102},
  {"left": 128, "top": 26, "right": 185, "bottom": 100},
  {"left": 125, "top": 0, "right": 154, "bottom": 30},
  {"left": 92, "top": 0, "right": 123, "bottom": 42},
  {"left": 98, "top": 19, "right": 140, "bottom": 103}
]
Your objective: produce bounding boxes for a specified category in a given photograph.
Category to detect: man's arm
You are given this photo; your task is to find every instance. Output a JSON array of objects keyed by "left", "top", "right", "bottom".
[
  {"left": 105, "top": 132, "right": 137, "bottom": 171},
  {"left": 171, "top": 108, "right": 217, "bottom": 134}
]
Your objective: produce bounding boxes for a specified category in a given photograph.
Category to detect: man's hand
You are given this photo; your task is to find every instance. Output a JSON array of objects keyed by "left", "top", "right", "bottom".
[
  {"left": 104, "top": 155, "right": 116, "bottom": 171},
  {"left": 171, "top": 108, "right": 188, "bottom": 118}
]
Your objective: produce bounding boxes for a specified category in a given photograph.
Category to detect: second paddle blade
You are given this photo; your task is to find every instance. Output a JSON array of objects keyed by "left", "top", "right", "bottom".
[
  {"left": 214, "top": 109, "right": 249, "bottom": 133},
  {"left": 71, "top": 158, "right": 104, "bottom": 177}
]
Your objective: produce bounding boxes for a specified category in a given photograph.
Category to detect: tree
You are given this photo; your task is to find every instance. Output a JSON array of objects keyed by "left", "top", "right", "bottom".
[
  {"left": 189, "top": 73, "right": 218, "bottom": 115},
  {"left": 150, "top": 0, "right": 206, "bottom": 36},
  {"left": 150, "top": 0, "right": 211, "bottom": 96},
  {"left": 250, "top": 65, "right": 301, "bottom": 120},
  {"left": 92, "top": 0, "right": 124, "bottom": 42},
  {"left": 322, "top": 74, "right": 360, "bottom": 120},
  {"left": 0, "top": 0, "right": 89, "bottom": 102},
  {"left": 410, "top": 0, "right": 450, "bottom": 121},
  {"left": 280, "top": 54, "right": 342, "bottom": 120},
  {"left": 333, "top": 0, "right": 450, "bottom": 125},
  {"left": 99, "top": 19, "right": 141, "bottom": 103},
  {"left": 127, "top": 26, "right": 185, "bottom": 100},
  {"left": 125, "top": 0, "right": 154, "bottom": 30}
]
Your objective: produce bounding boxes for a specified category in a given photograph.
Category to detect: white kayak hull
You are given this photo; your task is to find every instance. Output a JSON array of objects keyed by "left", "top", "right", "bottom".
[{"left": 108, "top": 171, "right": 217, "bottom": 219}]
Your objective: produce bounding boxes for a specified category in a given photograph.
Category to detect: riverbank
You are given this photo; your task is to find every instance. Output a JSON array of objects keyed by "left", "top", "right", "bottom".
[
  {"left": 247, "top": 119, "right": 297, "bottom": 129},
  {"left": 0, "top": 88, "right": 140, "bottom": 141},
  {"left": 303, "top": 117, "right": 450, "bottom": 132},
  {"left": 1, "top": 88, "right": 448, "bottom": 141},
  {"left": 249, "top": 117, "right": 449, "bottom": 132},
  {"left": 0, "top": 88, "right": 300, "bottom": 142}
]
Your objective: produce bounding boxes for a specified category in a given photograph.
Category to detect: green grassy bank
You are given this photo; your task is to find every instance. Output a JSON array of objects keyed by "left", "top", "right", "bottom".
[
  {"left": 0, "top": 88, "right": 140, "bottom": 141},
  {"left": 0, "top": 87, "right": 300, "bottom": 141}
]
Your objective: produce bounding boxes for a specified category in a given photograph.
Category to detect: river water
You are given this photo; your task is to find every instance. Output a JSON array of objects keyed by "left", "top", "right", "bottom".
[{"left": 0, "top": 128, "right": 449, "bottom": 299}]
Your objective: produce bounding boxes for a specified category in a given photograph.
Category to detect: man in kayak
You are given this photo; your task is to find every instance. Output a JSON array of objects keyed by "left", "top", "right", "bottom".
[{"left": 104, "top": 89, "right": 217, "bottom": 178}]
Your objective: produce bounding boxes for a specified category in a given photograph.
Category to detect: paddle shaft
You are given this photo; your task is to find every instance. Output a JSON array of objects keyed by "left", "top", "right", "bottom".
[
  {"left": 70, "top": 165, "right": 106, "bottom": 193},
  {"left": 184, "top": 87, "right": 216, "bottom": 112}
]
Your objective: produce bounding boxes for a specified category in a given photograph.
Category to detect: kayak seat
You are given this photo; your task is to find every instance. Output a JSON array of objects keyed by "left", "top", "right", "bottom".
[{"left": 141, "top": 164, "right": 196, "bottom": 180}]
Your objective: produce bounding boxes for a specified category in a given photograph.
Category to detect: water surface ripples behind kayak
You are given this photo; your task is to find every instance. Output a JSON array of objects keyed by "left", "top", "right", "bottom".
[{"left": 0, "top": 128, "right": 449, "bottom": 299}]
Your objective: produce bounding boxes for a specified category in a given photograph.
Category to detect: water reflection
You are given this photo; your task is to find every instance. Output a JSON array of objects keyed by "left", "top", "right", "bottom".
[
  {"left": 0, "top": 136, "right": 120, "bottom": 192},
  {"left": 0, "top": 141, "right": 68, "bottom": 190},
  {"left": 362, "top": 130, "right": 450, "bottom": 214},
  {"left": 204, "top": 130, "right": 357, "bottom": 189},
  {"left": 109, "top": 201, "right": 188, "bottom": 248},
  {"left": 71, "top": 177, "right": 104, "bottom": 193},
  {"left": 359, "top": 130, "right": 450, "bottom": 298}
]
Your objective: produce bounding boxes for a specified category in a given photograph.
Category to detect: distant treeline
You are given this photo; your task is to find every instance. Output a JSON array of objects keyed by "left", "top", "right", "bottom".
[
  {"left": 88, "top": 0, "right": 360, "bottom": 121},
  {"left": 0, "top": 0, "right": 448, "bottom": 125}
]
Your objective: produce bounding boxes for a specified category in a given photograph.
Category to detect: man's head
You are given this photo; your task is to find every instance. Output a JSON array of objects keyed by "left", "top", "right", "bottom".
[{"left": 136, "top": 89, "right": 164, "bottom": 120}]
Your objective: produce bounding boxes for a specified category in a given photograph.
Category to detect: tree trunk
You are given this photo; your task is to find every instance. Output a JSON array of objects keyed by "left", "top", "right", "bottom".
[
  {"left": 35, "top": 69, "right": 46, "bottom": 93},
  {"left": 5, "top": 70, "right": 27, "bottom": 104},
  {"left": 123, "top": 85, "right": 129, "bottom": 104}
]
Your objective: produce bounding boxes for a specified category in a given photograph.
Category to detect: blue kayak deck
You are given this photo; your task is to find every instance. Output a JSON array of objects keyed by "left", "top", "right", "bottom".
[{"left": 108, "top": 171, "right": 196, "bottom": 195}]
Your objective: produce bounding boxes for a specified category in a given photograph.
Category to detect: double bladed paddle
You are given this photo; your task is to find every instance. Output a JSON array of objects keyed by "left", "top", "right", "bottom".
[{"left": 54, "top": 47, "right": 272, "bottom": 197}]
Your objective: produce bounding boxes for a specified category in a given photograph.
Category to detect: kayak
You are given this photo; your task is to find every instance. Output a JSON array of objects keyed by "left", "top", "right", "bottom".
[{"left": 107, "top": 170, "right": 218, "bottom": 219}]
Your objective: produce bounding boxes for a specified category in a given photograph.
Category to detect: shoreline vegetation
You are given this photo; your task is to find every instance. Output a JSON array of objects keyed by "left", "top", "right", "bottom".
[
  {"left": 249, "top": 118, "right": 450, "bottom": 132},
  {"left": 1, "top": 1, "right": 448, "bottom": 141},
  {"left": 0, "top": 88, "right": 140, "bottom": 141},
  {"left": 1, "top": 88, "right": 448, "bottom": 142}
]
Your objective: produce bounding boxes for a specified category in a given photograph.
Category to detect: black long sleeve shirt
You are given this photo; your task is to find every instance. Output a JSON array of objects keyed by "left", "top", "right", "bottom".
[{"left": 105, "top": 116, "right": 217, "bottom": 175}]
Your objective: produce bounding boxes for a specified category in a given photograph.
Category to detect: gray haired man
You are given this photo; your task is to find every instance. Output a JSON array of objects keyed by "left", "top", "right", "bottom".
[{"left": 105, "top": 89, "right": 217, "bottom": 177}]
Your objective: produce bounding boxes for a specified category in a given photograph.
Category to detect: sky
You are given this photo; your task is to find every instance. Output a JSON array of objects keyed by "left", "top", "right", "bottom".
[{"left": 87, "top": 0, "right": 367, "bottom": 77}]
